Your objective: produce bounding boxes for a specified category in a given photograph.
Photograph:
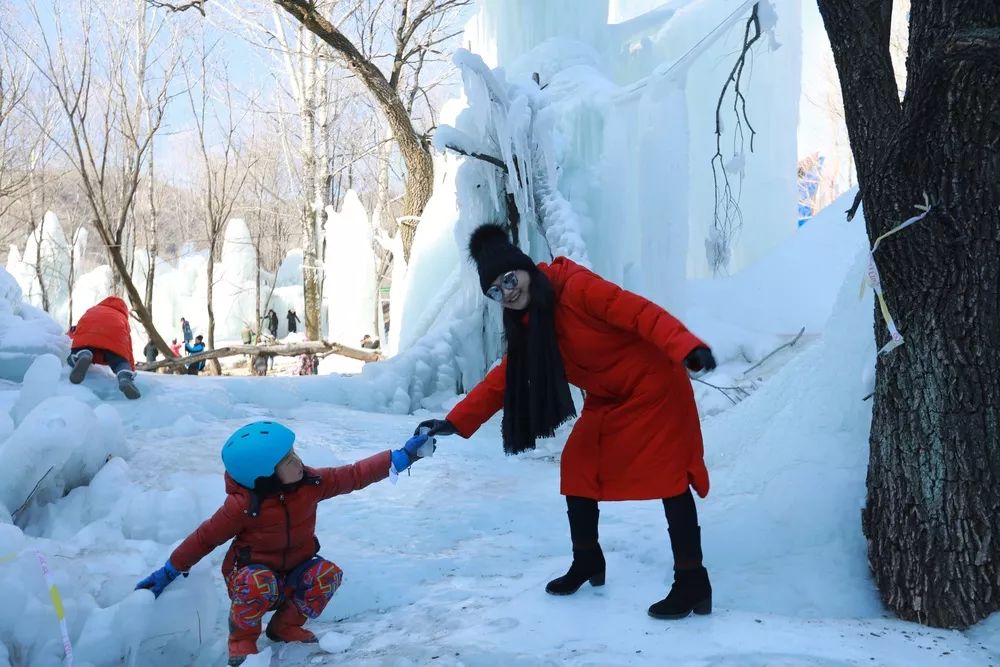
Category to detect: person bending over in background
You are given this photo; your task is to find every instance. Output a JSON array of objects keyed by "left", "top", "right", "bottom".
[
  {"left": 135, "top": 421, "right": 433, "bottom": 665},
  {"left": 68, "top": 296, "right": 140, "bottom": 400}
]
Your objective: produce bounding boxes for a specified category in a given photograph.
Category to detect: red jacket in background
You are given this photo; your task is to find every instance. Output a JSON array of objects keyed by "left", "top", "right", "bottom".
[
  {"left": 447, "top": 256, "right": 709, "bottom": 502},
  {"left": 70, "top": 296, "right": 135, "bottom": 369},
  {"left": 170, "top": 451, "right": 391, "bottom": 575}
]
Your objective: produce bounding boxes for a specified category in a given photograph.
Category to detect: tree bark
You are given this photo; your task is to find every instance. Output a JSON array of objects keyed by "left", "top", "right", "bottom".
[
  {"left": 274, "top": 0, "right": 434, "bottom": 262},
  {"left": 299, "top": 27, "right": 322, "bottom": 340},
  {"left": 818, "top": 0, "right": 1000, "bottom": 629},
  {"left": 205, "top": 236, "right": 222, "bottom": 375},
  {"left": 145, "top": 148, "right": 158, "bottom": 312}
]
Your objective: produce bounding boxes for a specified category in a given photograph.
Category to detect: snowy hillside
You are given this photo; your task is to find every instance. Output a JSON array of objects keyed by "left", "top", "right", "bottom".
[{"left": 2, "top": 191, "right": 998, "bottom": 667}]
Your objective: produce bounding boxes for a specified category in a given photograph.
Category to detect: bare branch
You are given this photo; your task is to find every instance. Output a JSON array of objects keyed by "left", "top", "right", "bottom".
[
  {"left": 146, "top": 0, "right": 207, "bottom": 16},
  {"left": 709, "top": 2, "right": 761, "bottom": 275}
]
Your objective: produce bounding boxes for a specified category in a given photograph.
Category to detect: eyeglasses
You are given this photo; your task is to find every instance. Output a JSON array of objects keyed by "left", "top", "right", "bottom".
[{"left": 486, "top": 271, "right": 519, "bottom": 302}]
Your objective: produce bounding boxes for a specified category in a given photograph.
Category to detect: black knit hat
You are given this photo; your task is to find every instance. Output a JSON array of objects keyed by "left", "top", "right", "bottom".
[{"left": 467, "top": 224, "right": 536, "bottom": 293}]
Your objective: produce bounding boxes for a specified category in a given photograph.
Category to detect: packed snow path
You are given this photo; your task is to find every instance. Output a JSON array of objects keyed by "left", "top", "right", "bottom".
[{"left": 4, "top": 365, "right": 996, "bottom": 667}]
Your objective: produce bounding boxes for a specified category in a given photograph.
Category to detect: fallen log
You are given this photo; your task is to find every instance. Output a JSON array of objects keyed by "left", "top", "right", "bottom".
[{"left": 143, "top": 340, "right": 381, "bottom": 372}]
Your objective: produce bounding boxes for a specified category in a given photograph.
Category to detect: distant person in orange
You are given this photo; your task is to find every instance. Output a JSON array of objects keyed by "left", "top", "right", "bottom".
[
  {"left": 68, "top": 296, "right": 140, "bottom": 399},
  {"left": 170, "top": 338, "right": 183, "bottom": 357}
]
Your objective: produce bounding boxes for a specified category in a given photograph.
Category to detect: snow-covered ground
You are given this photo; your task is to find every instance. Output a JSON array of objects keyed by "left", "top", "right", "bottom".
[{"left": 2, "top": 195, "right": 999, "bottom": 667}]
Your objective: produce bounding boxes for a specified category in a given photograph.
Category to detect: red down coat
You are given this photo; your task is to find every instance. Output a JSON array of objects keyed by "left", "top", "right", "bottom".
[
  {"left": 70, "top": 296, "right": 135, "bottom": 369},
  {"left": 446, "top": 257, "right": 709, "bottom": 501},
  {"left": 169, "top": 451, "right": 390, "bottom": 575}
]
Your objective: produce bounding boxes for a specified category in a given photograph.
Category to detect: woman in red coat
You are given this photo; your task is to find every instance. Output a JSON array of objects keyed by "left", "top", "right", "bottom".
[
  {"left": 416, "top": 224, "right": 716, "bottom": 620},
  {"left": 69, "top": 296, "right": 140, "bottom": 399}
]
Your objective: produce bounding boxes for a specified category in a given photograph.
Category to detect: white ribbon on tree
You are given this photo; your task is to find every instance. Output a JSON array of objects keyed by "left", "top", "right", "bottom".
[{"left": 861, "top": 193, "right": 933, "bottom": 355}]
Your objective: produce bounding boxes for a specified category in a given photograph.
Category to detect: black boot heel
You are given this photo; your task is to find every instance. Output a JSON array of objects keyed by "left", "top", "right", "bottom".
[
  {"left": 589, "top": 572, "right": 605, "bottom": 587},
  {"left": 693, "top": 596, "right": 712, "bottom": 615}
]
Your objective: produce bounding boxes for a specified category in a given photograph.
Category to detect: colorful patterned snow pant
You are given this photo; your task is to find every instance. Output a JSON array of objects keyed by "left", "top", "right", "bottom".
[{"left": 226, "top": 557, "right": 343, "bottom": 630}]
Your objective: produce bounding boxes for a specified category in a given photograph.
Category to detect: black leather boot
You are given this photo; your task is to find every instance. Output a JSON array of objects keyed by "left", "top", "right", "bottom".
[
  {"left": 545, "top": 545, "right": 606, "bottom": 595},
  {"left": 648, "top": 525, "right": 712, "bottom": 619},
  {"left": 647, "top": 565, "right": 712, "bottom": 619},
  {"left": 545, "top": 496, "right": 606, "bottom": 595}
]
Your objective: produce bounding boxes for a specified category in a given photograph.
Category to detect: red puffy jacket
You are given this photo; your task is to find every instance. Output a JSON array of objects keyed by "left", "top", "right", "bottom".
[
  {"left": 447, "top": 257, "right": 709, "bottom": 502},
  {"left": 170, "top": 451, "right": 390, "bottom": 575},
  {"left": 70, "top": 296, "right": 135, "bottom": 369}
]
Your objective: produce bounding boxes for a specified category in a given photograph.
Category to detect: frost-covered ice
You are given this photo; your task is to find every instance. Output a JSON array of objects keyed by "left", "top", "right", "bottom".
[{"left": 5, "top": 192, "right": 384, "bottom": 360}]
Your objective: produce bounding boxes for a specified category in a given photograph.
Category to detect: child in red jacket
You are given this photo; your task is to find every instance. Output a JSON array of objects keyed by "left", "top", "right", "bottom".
[
  {"left": 68, "top": 296, "right": 140, "bottom": 399},
  {"left": 136, "top": 421, "right": 432, "bottom": 666}
]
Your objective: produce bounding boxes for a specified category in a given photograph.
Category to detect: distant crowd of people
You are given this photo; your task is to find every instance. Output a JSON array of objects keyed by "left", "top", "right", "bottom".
[
  {"left": 142, "top": 316, "right": 206, "bottom": 375},
  {"left": 68, "top": 296, "right": 388, "bottom": 402}
]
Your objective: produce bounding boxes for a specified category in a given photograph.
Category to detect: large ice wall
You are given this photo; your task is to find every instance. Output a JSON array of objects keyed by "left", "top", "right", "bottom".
[
  {"left": 377, "top": 0, "right": 804, "bottom": 396},
  {"left": 464, "top": 0, "right": 801, "bottom": 281}
]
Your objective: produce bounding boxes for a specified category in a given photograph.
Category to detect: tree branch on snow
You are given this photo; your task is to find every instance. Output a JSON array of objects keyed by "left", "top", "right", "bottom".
[
  {"left": 709, "top": 2, "right": 761, "bottom": 275},
  {"left": 691, "top": 376, "right": 755, "bottom": 405}
]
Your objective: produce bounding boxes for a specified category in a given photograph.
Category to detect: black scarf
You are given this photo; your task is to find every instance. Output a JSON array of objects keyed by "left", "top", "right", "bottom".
[{"left": 500, "top": 269, "right": 577, "bottom": 454}]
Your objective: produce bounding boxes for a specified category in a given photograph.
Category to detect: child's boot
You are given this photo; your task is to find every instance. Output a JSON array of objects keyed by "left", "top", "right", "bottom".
[
  {"left": 227, "top": 620, "right": 261, "bottom": 666},
  {"left": 265, "top": 602, "right": 318, "bottom": 643},
  {"left": 117, "top": 370, "right": 141, "bottom": 399},
  {"left": 69, "top": 349, "right": 93, "bottom": 384}
]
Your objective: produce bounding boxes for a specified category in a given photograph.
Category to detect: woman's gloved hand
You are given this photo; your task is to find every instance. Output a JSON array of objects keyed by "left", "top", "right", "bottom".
[
  {"left": 413, "top": 418, "right": 458, "bottom": 437},
  {"left": 683, "top": 347, "right": 717, "bottom": 372}
]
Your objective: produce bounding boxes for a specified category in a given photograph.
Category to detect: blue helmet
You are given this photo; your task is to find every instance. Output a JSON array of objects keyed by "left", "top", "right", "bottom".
[{"left": 221, "top": 421, "right": 296, "bottom": 488}]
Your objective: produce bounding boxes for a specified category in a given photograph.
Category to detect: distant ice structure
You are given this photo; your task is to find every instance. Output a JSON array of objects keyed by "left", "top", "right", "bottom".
[{"left": 325, "top": 191, "right": 377, "bottom": 345}]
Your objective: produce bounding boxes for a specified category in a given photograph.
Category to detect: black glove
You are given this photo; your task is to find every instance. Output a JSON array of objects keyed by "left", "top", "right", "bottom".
[
  {"left": 414, "top": 418, "right": 458, "bottom": 437},
  {"left": 683, "top": 347, "right": 716, "bottom": 372}
]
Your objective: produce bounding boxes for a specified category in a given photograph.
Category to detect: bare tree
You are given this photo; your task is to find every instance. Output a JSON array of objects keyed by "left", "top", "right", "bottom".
[
  {"left": 14, "top": 0, "right": 185, "bottom": 356},
  {"left": 240, "top": 112, "right": 298, "bottom": 339},
  {"left": 183, "top": 43, "right": 255, "bottom": 373},
  {"left": 148, "top": 0, "right": 469, "bottom": 262},
  {"left": 817, "top": 0, "right": 1000, "bottom": 629},
  {"left": 0, "top": 33, "right": 34, "bottom": 227},
  {"left": 270, "top": 8, "right": 332, "bottom": 339}
]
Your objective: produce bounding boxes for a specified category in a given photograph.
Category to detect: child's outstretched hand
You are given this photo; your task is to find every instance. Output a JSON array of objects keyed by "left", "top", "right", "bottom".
[
  {"left": 391, "top": 434, "right": 435, "bottom": 474},
  {"left": 135, "top": 560, "right": 185, "bottom": 598}
]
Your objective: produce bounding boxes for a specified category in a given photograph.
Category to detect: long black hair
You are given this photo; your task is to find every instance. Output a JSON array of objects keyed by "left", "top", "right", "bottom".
[{"left": 500, "top": 266, "right": 576, "bottom": 454}]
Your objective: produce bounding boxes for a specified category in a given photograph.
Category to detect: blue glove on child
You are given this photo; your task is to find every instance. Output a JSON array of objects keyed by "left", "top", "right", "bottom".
[
  {"left": 391, "top": 434, "right": 435, "bottom": 474},
  {"left": 135, "top": 560, "right": 185, "bottom": 597}
]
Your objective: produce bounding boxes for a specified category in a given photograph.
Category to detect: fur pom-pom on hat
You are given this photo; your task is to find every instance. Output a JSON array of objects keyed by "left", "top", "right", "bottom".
[{"left": 467, "top": 224, "right": 536, "bottom": 293}]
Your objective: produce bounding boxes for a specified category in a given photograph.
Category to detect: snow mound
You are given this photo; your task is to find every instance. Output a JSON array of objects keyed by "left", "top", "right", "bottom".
[{"left": 0, "top": 267, "right": 70, "bottom": 382}]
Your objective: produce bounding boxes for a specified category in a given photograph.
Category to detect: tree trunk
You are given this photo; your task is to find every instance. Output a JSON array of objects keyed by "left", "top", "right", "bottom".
[
  {"left": 67, "top": 232, "right": 76, "bottom": 327},
  {"left": 104, "top": 235, "right": 173, "bottom": 357},
  {"left": 818, "top": 0, "right": 1000, "bottom": 629},
  {"left": 274, "top": 0, "right": 434, "bottom": 262},
  {"left": 299, "top": 27, "right": 322, "bottom": 341},
  {"left": 205, "top": 235, "right": 222, "bottom": 375},
  {"left": 27, "top": 174, "right": 51, "bottom": 312},
  {"left": 145, "top": 149, "right": 158, "bottom": 312}
]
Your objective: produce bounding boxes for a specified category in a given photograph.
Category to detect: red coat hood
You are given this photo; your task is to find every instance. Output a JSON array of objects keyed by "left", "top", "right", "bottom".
[{"left": 96, "top": 296, "right": 130, "bottom": 317}]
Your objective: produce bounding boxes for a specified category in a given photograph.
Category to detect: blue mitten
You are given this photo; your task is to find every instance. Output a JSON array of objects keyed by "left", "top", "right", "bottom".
[
  {"left": 391, "top": 434, "right": 435, "bottom": 474},
  {"left": 135, "top": 560, "right": 184, "bottom": 597}
]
